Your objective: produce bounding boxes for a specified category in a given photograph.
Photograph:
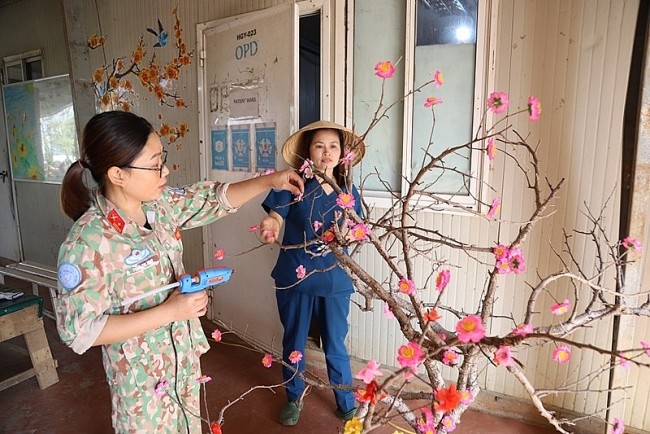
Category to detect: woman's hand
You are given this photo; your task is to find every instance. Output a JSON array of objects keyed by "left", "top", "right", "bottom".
[
  {"left": 260, "top": 214, "right": 282, "bottom": 243},
  {"left": 266, "top": 169, "right": 304, "bottom": 198},
  {"left": 164, "top": 289, "right": 209, "bottom": 321}
]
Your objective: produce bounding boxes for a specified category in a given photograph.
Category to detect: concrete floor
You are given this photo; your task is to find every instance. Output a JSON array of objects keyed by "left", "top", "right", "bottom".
[{"left": 0, "top": 284, "right": 558, "bottom": 433}]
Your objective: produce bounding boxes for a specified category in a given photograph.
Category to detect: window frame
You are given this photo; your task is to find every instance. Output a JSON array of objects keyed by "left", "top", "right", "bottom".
[
  {"left": 3, "top": 49, "right": 44, "bottom": 84},
  {"left": 351, "top": 0, "right": 498, "bottom": 213}
]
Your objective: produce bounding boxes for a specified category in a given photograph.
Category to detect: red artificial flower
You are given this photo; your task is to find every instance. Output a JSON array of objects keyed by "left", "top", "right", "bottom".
[
  {"left": 434, "top": 384, "right": 462, "bottom": 413},
  {"left": 210, "top": 422, "right": 222, "bottom": 434}
]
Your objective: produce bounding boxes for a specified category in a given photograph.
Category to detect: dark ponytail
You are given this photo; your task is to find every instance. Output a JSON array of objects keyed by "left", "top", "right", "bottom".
[{"left": 60, "top": 111, "right": 154, "bottom": 220}]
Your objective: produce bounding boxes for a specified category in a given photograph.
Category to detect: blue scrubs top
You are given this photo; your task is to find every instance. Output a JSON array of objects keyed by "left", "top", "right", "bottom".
[{"left": 262, "top": 178, "right": 362, "bottom": 297}]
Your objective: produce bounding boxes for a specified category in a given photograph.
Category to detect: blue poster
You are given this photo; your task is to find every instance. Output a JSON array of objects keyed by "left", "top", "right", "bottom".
[
  {"left": 211, "top": 129, "right": 228, "bottom": 170},
  {"left": 255, "top": 123, "right": 276, "bottom": 171},
  {"left": 231, "top": 124, "right": 250, "bottom": 171}
]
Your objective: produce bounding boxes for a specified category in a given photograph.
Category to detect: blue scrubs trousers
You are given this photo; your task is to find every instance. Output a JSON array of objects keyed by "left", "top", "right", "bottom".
[{"left": 276, "top": 290, "right": 355, "bottom": 413}]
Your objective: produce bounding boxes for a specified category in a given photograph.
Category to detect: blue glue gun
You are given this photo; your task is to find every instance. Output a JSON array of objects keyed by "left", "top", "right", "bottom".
[{"left": 178, "top": 268, "right": 233, "bottom": 293}]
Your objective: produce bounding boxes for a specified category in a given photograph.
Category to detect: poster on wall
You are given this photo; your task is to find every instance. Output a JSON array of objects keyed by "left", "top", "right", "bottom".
[
  {"left": 211, "top": 128, "right": 228, "bottom": 170},
  {"left": 255, "top": 122, "right": 277, "bottom": 171},
  {"left": 229, "top": 85, "right": 260, "bottom": 119},
  {"left": 231, "top": 124, "right": 251, "bottom": 171},
  {"left": 2, "top": 75, "right": 78, "bottom": 182}
]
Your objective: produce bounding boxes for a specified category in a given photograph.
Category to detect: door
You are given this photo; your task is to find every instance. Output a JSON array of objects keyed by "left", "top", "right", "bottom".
[{"left": 197, "top": 3, "right": 299, "bottom": 348}]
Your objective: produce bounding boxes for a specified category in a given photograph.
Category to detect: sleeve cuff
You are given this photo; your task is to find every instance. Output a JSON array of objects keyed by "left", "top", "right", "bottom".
[
  {"left": 216, "top": 182, "right": 239, "bottom": 213},
  {"left": 70, "top": 314, "right": 109, "bottom": 354}
]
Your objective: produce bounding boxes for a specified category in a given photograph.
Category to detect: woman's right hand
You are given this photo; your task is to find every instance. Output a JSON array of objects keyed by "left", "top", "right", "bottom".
[{"left": 164, "top": 289, "right": 209, "bottom": 321}]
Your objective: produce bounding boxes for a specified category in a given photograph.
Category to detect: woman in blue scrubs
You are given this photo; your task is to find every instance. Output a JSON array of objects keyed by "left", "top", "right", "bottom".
[{"left": 259, "top": 120, "right": 365, "bottom": 426}]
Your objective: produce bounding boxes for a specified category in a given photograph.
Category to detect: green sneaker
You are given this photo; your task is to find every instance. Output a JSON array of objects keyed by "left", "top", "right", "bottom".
[
  {"left": 279, "top": 400, "right": 303, "bottom": 426},
  {"left": 336, "top": 407, "right": 357, "bottom": 421}
]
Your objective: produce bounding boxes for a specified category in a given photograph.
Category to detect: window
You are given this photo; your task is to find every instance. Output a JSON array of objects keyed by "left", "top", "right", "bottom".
[
  {"left": 352, "top": 0, "right": 491, "bottom": 209},
  {"left": 3, "top": 49, "right": 43, "bottom": 84}
]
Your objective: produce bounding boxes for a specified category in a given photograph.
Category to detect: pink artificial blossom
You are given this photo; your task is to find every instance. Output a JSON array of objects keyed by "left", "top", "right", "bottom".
[
  {"left": 417, "top": 407, "right": 435, "bottom": 434},
  {"left": 350, "top": 223, "right": 370, "bottom": 241},
  {"left": 211, "top": 329, "right": 222, "bottom": 342},
  {"left": 383, "top": 302, "right": 395, "bottom": 319},
  {"left": 288, "top": 350, "right": 303, "bottom": 364},
  {"left": 493, "top": 244, "right": 510, "bottom": 260},
  {"left": 154, "top": 380, "right": 170, "bottom": 397},
  {"left": 487, "top": 197, "right": 501, "bottom": 218},
  {"left": 441, "top": 415, "right": 457, "bottom": 432},
  {"left": 612, "top": 417, "right": 625, "bottom": 434},
  {"left": 641, "top": 340, "right": 650, "bottom": 357},
  {"left": 313, "top": 220, "right": 323, "bottom": 231},
  {"left": 509, "top": 248, "right": 527, "bottom": 274},
  {"left": 213, "top": 248, "right": 225, "bottom": 261},
  {"left": 341, "top": 151, "right": 356, "bottom": 167},
  {"left": 356, "top": 360, "right": 384, "bottom": 384},
  {"left": 551, "top": 299, "right": 571, "bottom": 316},
  {"left": 494, "top": 346, "right": 515, "bottom": 367},
  {"left": 433, "top": 70, "right": 444, "bottom": 87},
  {"left": 374, "top": 60, "right": 396, "bottom": 78},
  {"left": 456, "top": 315, "right": 485, "bottom": 343},
  {"left": 460, "top": 389, "right": 475, "bottom": 405},
  {"left": 618, "top": 353, "right": 631, "bottom": 369},
  {"left": 487, "top": 91, "right": 509, "bottom": 114},
  {"left": 248, "top": 224, "right": 259, "bottom": 233},
  {"left": 296, "top": 265, "right": 306, "bottom": 280},
  {"left": 398, "top": 278, "right": 415, "bottom": 295},
  {"left": 552, "top": 345, "right": 572, "bottom": 364},
  {"left": 299, "top": 159, "right": 314, "bottom": 178},
  {"left": 496, "top": 259, "right": 512, "bottom": 274},
  {"left": 623, "top": 236, "right": 642, "bottom": 252},
  {"left": 528, "top": 95, "right": 542, "bottom": 121},
  {"left": 262, "top": 353, "right": 273, "bottom": 368},
  {"left": 486, "top": 137, "right": 496, "bottom": 161},
  {"left": 513, "top": 323, "right": 533, "bottom": 337},
  {"left": 436, "top": 269, "right": 451, "bottom": 291},
  {"left": 442, "top": 349, "right": 459, "bottom": 366},
  {"left": 196, "top": 375, "right": 212, "bottom": 383},
  {"left": 424, "top": 96, "right": 444, "bottom": 107},
  {"left": 336, "top": 192, "right": 356, "bottom": 209},
  {"left": 397, "top": 341, "right": 425, "bottom": 371}
]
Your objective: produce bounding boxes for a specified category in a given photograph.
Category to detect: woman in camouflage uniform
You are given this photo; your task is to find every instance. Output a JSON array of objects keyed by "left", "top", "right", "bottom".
[{"left": 55, "top": 110, "right": 303, "bottom": 433}]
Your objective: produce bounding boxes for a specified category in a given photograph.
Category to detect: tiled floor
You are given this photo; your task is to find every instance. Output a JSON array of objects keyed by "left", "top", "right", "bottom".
[{"left": 0, "top": 284, "right": 558, "bottom": 433}]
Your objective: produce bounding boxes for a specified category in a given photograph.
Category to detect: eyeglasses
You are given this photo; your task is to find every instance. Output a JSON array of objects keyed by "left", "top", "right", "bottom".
[{"left": 123, "top": 150, "right": 167, "bottom": 178}]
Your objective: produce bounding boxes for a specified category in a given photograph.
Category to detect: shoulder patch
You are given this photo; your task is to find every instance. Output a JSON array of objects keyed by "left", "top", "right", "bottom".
[{"left": 58, "top": 262, "right": 82, "bottom": 292}]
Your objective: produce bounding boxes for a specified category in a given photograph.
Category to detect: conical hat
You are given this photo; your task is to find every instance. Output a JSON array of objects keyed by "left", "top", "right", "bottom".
[{"left": 281, "top": 120, "right": 366, "bottom": 169}]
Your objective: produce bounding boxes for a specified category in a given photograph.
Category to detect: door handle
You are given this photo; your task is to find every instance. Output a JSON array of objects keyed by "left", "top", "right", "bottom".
[{"left": 0, "top": 170, "right": 8, "bottom": 182}]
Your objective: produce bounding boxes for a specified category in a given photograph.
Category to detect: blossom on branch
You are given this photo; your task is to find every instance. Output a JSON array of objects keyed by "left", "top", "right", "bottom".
[
  {"left": 337, "top": 192, "right": 356, "bottom": 209},
  {"left": 513, "top": 323, "right": 533, "bottom": 337},
  {"left": 433, "top": 70, "right": 444, "bottom": 87},
  {"left": 612, "top": 417, "right": 625, "bottom": 434},
  {"left": 435, "top": 269, "right": 451, "bottom": 291},
  {"left": 296, "top": 265, "right": 306, "bottom": 280},
  {"left": 441, "top": 415, "right": 457, "bottom": 432},
  {"left": 355, "top": 360, "right": 383, "bottom": 384},
  {"left": 494, "top": 346, "right": 515, "bottom": 367},
  {"left": 196, "top": 375, "right": 212, "bottom": 383},
  {"left": 374, "top": 61, "right": 396, "bottom": 78},
  {"left": 528, "top": 96, "right": 542, "bottom": 121},
  {"left": 350, "top": 223, "right": 370, "bottom": 241},
  {"left": 398, "top": 278, "right": 416, "bottom": 295},
  {"left": 211, "top": 329, "right": 222, "bottom": 342},
  {"left": 262, "top": 353, "right": 273, "bottom": 368},
  {"left": 343, "top": 417, "right": 363, "bottom": 434},
  {"left": 213, "top": 248, "right": 225, "bottom": 260},
  {"left": 434, "top": 384, "right": 462, "bottom": 413},
  {"left": 552, "top": 345, "right": 572, "bottom": 364},
  {"left": 622, "top": 236, "right": 642, "bottom": 252},
  {"left": 442, "top": 349, "right": 459, "bottom": 366},
  {"left": 299, "top": 159, "right": 314, "bottom": 178},
  {"left": 486, "top": 137, "right": 496, "bottom": 161},
  {"left": 424, "top": 96, "right": 444, "bottom": 107},
  {"left": 288, "top": 350, "right": 303, "bottom": 364},
  {"left": 487, "top": 91, "right": 509, "bottom": 114},
  {"left": 397, "top": 341, "right": 425, "bottom": 372},
  {"left": 341, "top": 151, "right": 356, "bottom": 167},
  {"left": 423, "top": 308, "right": 440, "bottom": 322},
  {"left": 456, "top": 315, "right": 485, "bottom": 343},
  {"left": 486, "top": 197, "right": 501, "bottom": 218},
  {"left": 551, "top": 299, "right": 571, "bottom": 316},
  {"left": 641, "top": 340, "right": 650, "bottom": 357},
  {"left": 355, "top": 380, "right": 385, "bottom": 404}
]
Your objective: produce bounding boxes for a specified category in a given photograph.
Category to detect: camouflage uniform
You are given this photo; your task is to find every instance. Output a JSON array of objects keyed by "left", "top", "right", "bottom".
[{"left": 55, "top": 182, "right": 235, "bottom": 433}]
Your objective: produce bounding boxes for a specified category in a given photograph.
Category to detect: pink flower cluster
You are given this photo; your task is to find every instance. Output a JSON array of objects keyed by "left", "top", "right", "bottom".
[
  {"left": 494, "top": 244, "right": 526, "bottom": 275},
  {"left": 397, "top": 341, "right": 425, "bottom": 376}
]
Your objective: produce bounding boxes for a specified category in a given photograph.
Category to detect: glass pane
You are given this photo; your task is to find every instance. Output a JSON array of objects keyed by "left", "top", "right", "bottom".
[
  {"left": 410, "top": 0, "right": 477, "bottom": 195},
  {"left": 26, "top": 59, "right": 43, "bottom": 80},
  {"left": 6, "top": 63, "right": 23, "bottom": 83}
]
